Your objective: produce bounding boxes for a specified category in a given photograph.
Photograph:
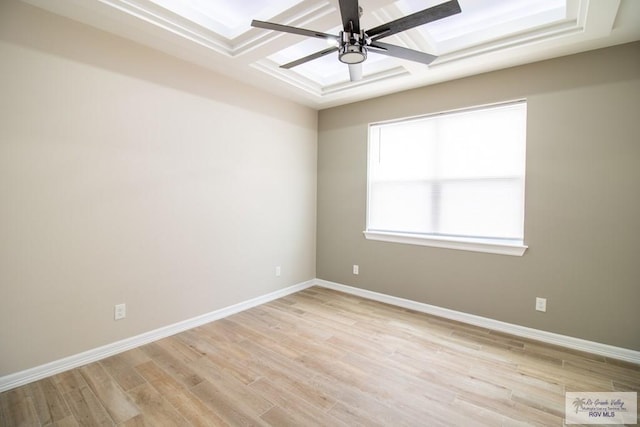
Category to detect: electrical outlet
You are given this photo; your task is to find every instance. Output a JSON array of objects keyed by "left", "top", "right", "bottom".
[
  {"left": 535, "top": 297, "right": 547, "bottom": 312},
  {"left": 275, "top": 266, "right": 281, "bottom": 277},
  {"left": 114, "top": 303, "right": 126, "bottom": 320},
  {"left": 353, "top": 265, "right": 359, "bottom": 275}
]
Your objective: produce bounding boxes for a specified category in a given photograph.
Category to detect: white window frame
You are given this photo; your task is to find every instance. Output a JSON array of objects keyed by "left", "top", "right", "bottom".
[{"left": 364, "top": 101, "right": 528, "bottom": 256}]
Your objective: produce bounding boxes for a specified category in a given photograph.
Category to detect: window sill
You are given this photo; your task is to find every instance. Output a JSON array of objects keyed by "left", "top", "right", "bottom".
[{"left": 363, "top": 231, "right": 527, "bottom": 256}]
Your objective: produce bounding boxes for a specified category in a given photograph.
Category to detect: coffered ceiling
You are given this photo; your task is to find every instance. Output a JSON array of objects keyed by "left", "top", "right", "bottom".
[{"left": 20, "top": 0, "right": 640, "bottom": 109}]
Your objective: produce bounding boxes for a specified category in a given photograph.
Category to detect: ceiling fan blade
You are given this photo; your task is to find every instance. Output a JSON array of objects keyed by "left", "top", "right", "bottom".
[
  {"left": 369, "top": 41, "right": 437, "bottom": 65},
  {"left": 251, "top": 20, "right": 338, "bottom": 41},
  {"left": 348, "top": 63, "right": 363, "bottom": 81},
  {"left": 367, "top": 0, "right": 461, "bottom": 40},
  {"left": 338, "top": 0, "right": 361, "bottom": 33},
  {"left": 280, "top": 47, "right": 339, "bottom": 69}
]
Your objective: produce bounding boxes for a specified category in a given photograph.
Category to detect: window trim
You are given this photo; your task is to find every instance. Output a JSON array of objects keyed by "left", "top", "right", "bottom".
[
  {"left": 363, "top": 230, "right": 527, "bottom": 256},
  {"left": 365, "top": 100, "right": 528, "bottom": 256}
]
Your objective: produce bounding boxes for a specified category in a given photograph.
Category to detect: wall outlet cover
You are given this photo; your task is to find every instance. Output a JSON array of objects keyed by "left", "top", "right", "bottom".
[{"left": 114, "top": 303, "right": 126, "bottom": 320}]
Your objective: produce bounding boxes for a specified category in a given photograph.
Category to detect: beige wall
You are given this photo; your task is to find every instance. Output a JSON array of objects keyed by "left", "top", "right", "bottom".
[
  {"left": 318, "top": 42, "right": 640, "bottom": 351},
  {"left": 0, "top": 0, "right": 317, "bottom": 375},
  {"left": 1, "top": 0, "right": 638, "bottom": 379}
]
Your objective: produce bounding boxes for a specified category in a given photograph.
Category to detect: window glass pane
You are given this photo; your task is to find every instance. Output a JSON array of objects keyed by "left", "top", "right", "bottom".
[
  {"left": 373, "top": 121, "right": 436, "bottom": 181},
  {"left": 438, "top": 179, "right": 524, "bottom": 239},
  {"left": 369, "top": 181, "right": 433, "bottom": 233},
  {"left": 436, "top": 104, "right": 526, "bottom": 179}
]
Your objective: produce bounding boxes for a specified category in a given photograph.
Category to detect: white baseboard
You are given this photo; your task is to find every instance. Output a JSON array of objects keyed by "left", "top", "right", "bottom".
[
  {"left": 3, "top": 277, "right": 637, "bottom": 393},
  {"left": 314, "top": 279, "right": 640, "bottom": 365},
  {"left": 0, "top": 280, "right": 315, "bottom": 393}
]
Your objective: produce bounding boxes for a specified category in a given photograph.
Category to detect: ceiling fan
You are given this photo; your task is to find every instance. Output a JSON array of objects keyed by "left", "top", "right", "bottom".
[{"left": 251, "top": 0, "right": 461, "bottom": 82}]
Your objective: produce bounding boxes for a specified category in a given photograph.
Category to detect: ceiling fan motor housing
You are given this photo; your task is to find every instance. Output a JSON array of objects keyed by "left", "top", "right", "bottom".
[{"left": 339, "top": 30, "right": 368, "bottom": 64}]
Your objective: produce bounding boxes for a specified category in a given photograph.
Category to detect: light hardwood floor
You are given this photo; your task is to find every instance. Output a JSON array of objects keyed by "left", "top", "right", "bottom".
[{"left": 1, "top": 286, "right": 639, "bottom": 426}]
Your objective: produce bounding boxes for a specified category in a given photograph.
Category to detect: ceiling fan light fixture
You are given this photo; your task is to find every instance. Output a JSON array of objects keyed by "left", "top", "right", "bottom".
[{"left": 339, "top": 43, "right": 367, "bottom": 64}]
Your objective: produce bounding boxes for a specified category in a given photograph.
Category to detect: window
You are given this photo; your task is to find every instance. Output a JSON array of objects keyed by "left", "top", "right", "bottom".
[{"left": 365, "top": 101, "right": 527, "bottom": 256}]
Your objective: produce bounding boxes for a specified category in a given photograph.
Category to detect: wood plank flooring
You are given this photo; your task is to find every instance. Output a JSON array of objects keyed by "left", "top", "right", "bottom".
[{"left": 1, "top": 286, "right": 638, "bottom": 426}]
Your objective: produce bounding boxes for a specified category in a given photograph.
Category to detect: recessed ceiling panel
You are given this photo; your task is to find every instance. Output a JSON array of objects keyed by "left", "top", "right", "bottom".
[
  {"left": 149, "top": 0, "right": 303, "bottom": 39},
  {"left": 396, "top": 0, "right": 567, "bottom": 52}
]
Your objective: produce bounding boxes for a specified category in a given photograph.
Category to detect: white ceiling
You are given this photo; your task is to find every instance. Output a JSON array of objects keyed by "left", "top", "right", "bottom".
[{"left": 20, "top": 0, "right": 640, "bottom": 109}]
